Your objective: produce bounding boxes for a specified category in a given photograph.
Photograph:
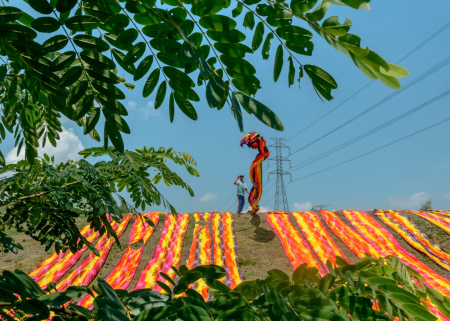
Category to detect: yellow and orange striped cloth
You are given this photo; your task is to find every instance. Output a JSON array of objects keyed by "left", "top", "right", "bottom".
[
  {"left": 292, "top": 212, "right": 349, "bottom": 270},
  {"left": 77, "top": 213, "right": 160, "bottom": 308},
  {"left": 55, "top": 215, "right": 132, "bottom": 292},
  {"left": 132, "top": 213, "right": 189, "bottom": 293},
  {"left": 266, "top": 211, "right": 324, "bottom": 274},
  {"left": 404, "top": 210, "right": 450, "bottom": 235},
  {"left": 375, "top": 210, "right": 450, "bottom": 272}
]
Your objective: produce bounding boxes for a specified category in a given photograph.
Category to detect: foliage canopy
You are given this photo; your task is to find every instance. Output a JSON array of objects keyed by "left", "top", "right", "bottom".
[
  {"left": 1, "top": 256, "right": 448, "bottom": 320},
  {"left": 0, "top": 0, "right": 408, "bottom": 165}
]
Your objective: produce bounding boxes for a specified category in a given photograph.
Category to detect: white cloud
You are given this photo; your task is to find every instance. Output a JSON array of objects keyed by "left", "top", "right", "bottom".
[
  {"left": 199, "top": 193, "right": 218, "bottom": 202},
  {"left": 386, "top": 192, "right": 431, "bottom": 209},
  {"left": 444, "top": 193, "right": 450, "bottom": 199},
  {"left": 127, "top": 101, "right": 137, "bottom": 110},
  {"left": 5, "top": 127, "right": 84, "bottom": 164},
  {"left": 293, "top": 202, "right": 313, "bottom": 212},
  {"left": 139, "top": 101, "right": 160, "bottom": 119}
]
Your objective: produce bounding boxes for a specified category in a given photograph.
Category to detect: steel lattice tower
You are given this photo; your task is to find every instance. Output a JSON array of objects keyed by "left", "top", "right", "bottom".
[{"left": 268, "top": 138, "right": 292, "bottom": 212}]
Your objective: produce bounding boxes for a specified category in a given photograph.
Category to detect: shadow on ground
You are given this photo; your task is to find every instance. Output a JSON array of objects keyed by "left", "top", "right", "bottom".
[{"left": 249, "top": 214, "right": 276, "bottom": 243}]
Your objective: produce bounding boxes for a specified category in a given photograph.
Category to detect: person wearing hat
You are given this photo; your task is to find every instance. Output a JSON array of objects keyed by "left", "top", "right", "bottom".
[{"left": 234, "top": 175, "right": 250, "bottom": 214}]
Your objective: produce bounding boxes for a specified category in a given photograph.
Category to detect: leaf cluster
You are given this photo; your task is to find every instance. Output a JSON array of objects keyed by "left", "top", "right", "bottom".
[
  {"left": 0, "top": 256, "right": 447, "bottom": 320},
  {"left": 0, "top": 146, "right": 198, "bottom": 255},
  {"left": 0, "top": 0, "right": 408, "bottom": 165}
]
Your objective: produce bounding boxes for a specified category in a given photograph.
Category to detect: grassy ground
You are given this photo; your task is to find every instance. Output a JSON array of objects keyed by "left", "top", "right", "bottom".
[{"left": 1, "top": 210, "right": 450, "bottom": 290}]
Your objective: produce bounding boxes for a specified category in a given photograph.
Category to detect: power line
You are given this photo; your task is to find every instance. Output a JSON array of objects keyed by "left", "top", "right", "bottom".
[
  {"left": 288, "top": 56, "right": 450, "bottom": 157},
  {"left": 291, "top": 116, "right": 450, "bottom": 182},
  {"left": 290, "top": 89, "right": 450, "bottom": 172},
  {"left": 286, "top": 21, "right": 450, "bottom": 143}
]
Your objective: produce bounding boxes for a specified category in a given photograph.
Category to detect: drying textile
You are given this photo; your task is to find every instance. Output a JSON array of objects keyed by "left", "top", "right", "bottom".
[
  {"left": 55, "top": 216, "right": 132, "bottom": 292},
  {"left": 292, "top": 212, "right": 349, "bottom": 270},
  {"left": 342, "top": 210, "right": 450, "bottom": 297},
  {"left": 78, "top": 213, "right": 160, "bottom": 308},
  {"left": 132, "top": 213, "right": 189, "bottom": 293},
  {"left": 266, "top": 212, "right": 324, "bottom": 274},
  {"left": 30, "top": 223, "right": 100, "bottom": 287},
  {"left": 404, "top": 210, "right": 450, "bottom": 236},
  {"left": 375, "top": 210, "right": 450, "bottom": 272}
]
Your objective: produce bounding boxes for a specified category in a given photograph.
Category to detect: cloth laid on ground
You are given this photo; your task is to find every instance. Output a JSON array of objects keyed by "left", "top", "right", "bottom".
[
  {"left": 55, "top": 215, "right": 132, "bottom": 292},
  {"left": 30, "top": 223, "right": 100, "bottom": 288},
  {"left": 291, "top": 212, "right": 349, "bottom": 270},
  {"left": 212, "top": 212, "right": 242, "bottom": 289},
  {"left": 342, "top": 210, "right": 450, "bottom": 297},
  {"left": 322, "top": 210, "right": 449, "bottom": 321},
  {"left": 374, "top": 209, "right": 450, "bottom": 272},
  {"left": 132, "top": 213, "right": 189, "bottom": 293},
  {"left": 184, "top": 213, "right": 214, "bottom": 300},
  {"left": 266, "top": 211, "right": 324, "bottom": 274},
  {"left": 404, "top": 210, "right": 450, "bottom": 236},
  {"left": 78, "top": 213, "right": 160, "bottom": 309}
]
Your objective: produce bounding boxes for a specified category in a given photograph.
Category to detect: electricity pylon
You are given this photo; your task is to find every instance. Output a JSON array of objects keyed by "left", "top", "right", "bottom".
[{"left": 268, "top": 138, "right": 292, "bottom": 212}]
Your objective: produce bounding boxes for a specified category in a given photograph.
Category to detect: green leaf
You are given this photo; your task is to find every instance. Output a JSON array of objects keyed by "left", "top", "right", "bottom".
[
  {"left": 217, "top": 309, "right": 263, "bottom": 321},
  {"left": 322, "top": 16, "right": 352, "bottom": 36},
  {"left": 174, "top": 93, "right": 198, "bottom": 120},
  {"left": 17, "top": 12, "right": 35, "bottom": 27},
  {"left": 288, "top": 56, "right": 295, "bottom": 87},
  {"left": 28, "top": 0, "right": 53, "bottom": 14},
  {"left": 124, "top": 42, "right": 146, "bottom": 64},
  {"left": 134, "top": 55, "right": 154, "bottom": 81},
  {"left": 206, "top": 29, "right": 246, "bottom": 43},
  {"left": 56, "top": 0, "right": 77, "bottom": 12},
  {"left": 74, "top": 95, "right": 94, "bottom": 120},
  {"left": 65, "top": 15, "right": 100, "bottom": 32},
  {"left": 92, "top": 81, "right": 125, "bottom": 100},
  {"left": 231, "top": 92, "right": 243, "bottom": 132},
  {"left": 214, "top": 42, "right": 252, "bottom": 58},
  {"left": 180, "top": 42, "right": 199, "bottom": 62},
  {"left": 192, "top": 0, "right": 225, "bottom": 16},
  {"left": 142, "top": 23, "right": 171, "bottom": 38},
  {"left": 262, "top": 32, "right": 273, "bottom": 60},
  {"left": 102, "top": 14, "right": 129, "bottom": 32},
  {"left": 379, "top": 63, "right": 409, "bottom": 78},
  {"left": 338, "top": 33, "right": 369, "bottom": 57},
  {"left": 111, "top": 48, "right": 136, "bottom": 75},
  {"left": 105, "top": 121, "right": 124, "bottom": 152},
  {"left": 252, "top": 22, "right": 264, "bottom": 51},
  {"left": 42, "top": 34, "right": 68, "bottom": 52},
  {"left": 206, "top": 76, "right": 226, "bottom": 108},
  {"left": 0, "top": 7, "right": 23, "bottom": 25},
  {"left": 276, "top": 25, "right": 313, "bottom": 42},
  {"left": 169, "top": 92, "right": 175, "bottom": 122},
  {"left": 135, "top": 305, "right": 176, "bottom": 321},
  {"left": 59, "top": 66, "right": 83, "bottom": 88},
  {"left": 300, "top": 310, "right": 345, "bottom": 321},
  {"left": 155, "top": 81, "right": 167, "bottom": 109},
  {"left": 235, "top": 92, "right": 284, "bottom": 130},
  {"left": 304, "top": 64, "right": 337, "bottom": 89},
  {"left": 143, "top": 68, "right": 160, "bottom": 98},
  {"left": 156, "top": 52, "right": 187, "bottom": 68},
  {"left": 274, "top": 44, "right": 283, "bottom": 82},
  {"left": 199, "top": 15, "right": 237, "bottom": 32},
  {"left": 116, "top": 29, "right": 139, "bottom": 46},
  {"left": 232, "top": 3, "right": 243, "bottom": 17},
  {"left": 285, "top": 41, "right": 314, "bottom": 56},
  {"left": 73, "top": 35, "right": 110, "bottom": 52},
  {"left": 87, "top": 67, "right": 120, "bottom": 84},
  {"left": 290, "top": 0, "right": 318, "bottom": 14},
  {"left": 221, "top": 56, "right": 256, "bottom": 75},
  {"left": 339, "top": 0, "right": 371, "bottom": 10},
  {"left": 134, "top": 12, "right": 162, "bottom": 25},
  {"left": 178, "top": 305, "right": 212, "bottom": 321},
  {"left": 243, "top": 12, "right": 255, "bottom": 30},
  {"left": 306, "top": 3, "right": 331, "bottom": 22},
  {"left": 267, "top": 12, "right": 293, "bottom": 27},
  {"left": 163, "top": 66, "right": 195, "bottom": 88},
  {"left": 31, "top": 17, "right": 60, "bottom": 33},
  {"left": 81, "top": 50, "right": 115, "bottom": 70},
  {"left": 198, "top": 58, "right": 214, "bottom": 77},
  {"left": 68, "top": 81, "right": 88, "bottom": 105}
]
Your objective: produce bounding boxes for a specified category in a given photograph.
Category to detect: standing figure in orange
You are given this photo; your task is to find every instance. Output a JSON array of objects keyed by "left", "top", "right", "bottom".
[{"left": 240, "top": 132, "right": 270, "bottom": 214}]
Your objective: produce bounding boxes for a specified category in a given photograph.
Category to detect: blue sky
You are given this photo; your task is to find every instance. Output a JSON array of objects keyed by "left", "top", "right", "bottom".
[{"left": 3, "top": 0, "right": 450, "bottom": 213}]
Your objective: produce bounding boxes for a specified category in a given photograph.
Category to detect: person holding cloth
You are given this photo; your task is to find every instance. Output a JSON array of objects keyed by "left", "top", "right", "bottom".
[{"left": 234, "top": 175, "right": 250, "bottom": 214}]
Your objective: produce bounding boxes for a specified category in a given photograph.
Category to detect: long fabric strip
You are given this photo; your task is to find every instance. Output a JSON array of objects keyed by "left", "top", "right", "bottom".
[
  {"left": 266, "top": 212, "right": 324, "bottom": 274},
  {"left": 291, "top": 212, "right": 349, "bottom": 270},
  {"left": 55, "top": 216, "right": 132, "bottom": 292},
  {"left": 78, "top": 213, "right": 160, "bottom": 308},
  {"left": 132, "top": 213, "right": 189, "bottom": 293},
  {"left": 30, "top": 223, "right": 101, "bottom": 287},
  {"left": 374, "top": 210, "right": 450, "bottom": 272},
  {"left": 404, "top": 210, "right": 450, "bottom": 235},
  {"left": 184, "top": 213, "right": 213, "bottom": 300},
  {"left": 321, "top": 210, "right": 449, "bottom": 321},
  {"left": 342, "top": 210, "right": 450, "bottom": 297},
  {"left": 212, "top": 212, "right": 242, "bottom": 289}
]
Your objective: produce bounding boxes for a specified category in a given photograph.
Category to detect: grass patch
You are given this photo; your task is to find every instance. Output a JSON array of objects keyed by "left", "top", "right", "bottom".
[{"left": 238, "top": 258, "right": 256, "bottom": 266}]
